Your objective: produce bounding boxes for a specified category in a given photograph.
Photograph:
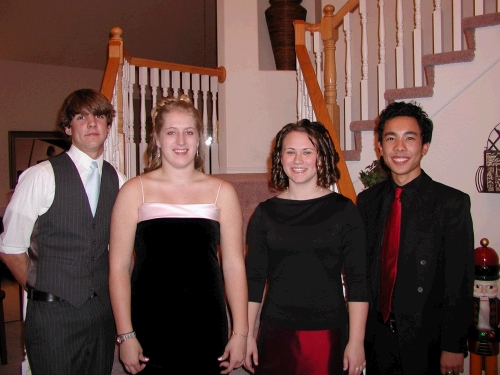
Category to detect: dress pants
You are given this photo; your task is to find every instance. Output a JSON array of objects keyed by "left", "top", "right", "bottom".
[
  {"left": 25, "top": 294, "right": 115, "bottom": 375},
  {"left": 366, "top": 319, "right": 404, "bottom": 375},
  {"left": 366, "top": 318, "right": 442, "bottom": 375}
]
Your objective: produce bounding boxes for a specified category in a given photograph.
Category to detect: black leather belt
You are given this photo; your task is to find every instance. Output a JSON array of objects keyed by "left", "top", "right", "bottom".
[
  {"left": 378, "top": 312, "right": 397, "bottom": 333},
  {"left": 27, "top": 287, "right": 65, "bottom": 302},
  {"left": 27, "top": 287, "right": 97, "bottom": 302}
]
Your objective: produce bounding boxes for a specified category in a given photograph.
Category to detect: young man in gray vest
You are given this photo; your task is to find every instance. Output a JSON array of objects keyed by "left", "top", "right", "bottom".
[{"left": 0, "top": 89, "right": 126, "bottom": 374}]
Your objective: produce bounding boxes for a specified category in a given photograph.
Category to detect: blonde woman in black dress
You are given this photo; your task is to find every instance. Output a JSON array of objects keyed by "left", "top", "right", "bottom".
[{"left": 109, "top": 95, "right": 248, "bottom": 374}]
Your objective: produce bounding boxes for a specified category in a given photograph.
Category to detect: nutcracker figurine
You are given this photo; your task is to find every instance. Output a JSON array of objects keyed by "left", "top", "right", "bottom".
[{"left": 468, "top": 238, "right": 500, "bottom": 375}]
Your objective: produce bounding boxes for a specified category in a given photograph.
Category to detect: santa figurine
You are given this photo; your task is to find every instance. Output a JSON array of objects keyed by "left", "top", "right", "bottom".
[{"left": 468, "top": 238, "right": 500, "bottom": 375}]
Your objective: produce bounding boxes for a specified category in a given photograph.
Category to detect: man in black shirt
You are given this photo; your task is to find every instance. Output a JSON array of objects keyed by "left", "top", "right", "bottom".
[{"left": 357, "top": 101, "right": 474, "bottom": 375}]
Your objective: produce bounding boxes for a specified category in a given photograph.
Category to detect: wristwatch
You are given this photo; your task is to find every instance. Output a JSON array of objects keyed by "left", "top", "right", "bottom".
[{"left": 116, "top": 331, "right": 136, "bottom": 344}]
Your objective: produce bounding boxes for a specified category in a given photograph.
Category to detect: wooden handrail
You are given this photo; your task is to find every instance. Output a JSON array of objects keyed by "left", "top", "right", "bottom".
[
  {"left": 295, "top": 38, "right": 357, "bottom": 203},
  {"left": 100, "top": 27, "right": 125, "bottom": 172},
  {"left": 294, "top": 3, "right": 360, "bottom": 203},
  {"left": 101, "top": 56, "right": 120, "bottom": 102},
  {"left": 128, "top": 57, "right": 226, "bottom": 83},
  {"left": 294, "top": 2, "right": 359, "bottom": 141},
  {"left": 100, "top": 27, "right": 124, "bottom": 102},
  {"left": 100, "top": 26, "right": 226, "bottom": 102},
  {"left": 99, "top": 26, "right": 227, "bottom": 177}
]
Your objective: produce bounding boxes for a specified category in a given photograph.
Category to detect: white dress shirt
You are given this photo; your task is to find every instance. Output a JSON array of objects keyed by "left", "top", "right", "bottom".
[{"left": 0, "top": 145, "right": 126, "bottom": 255}]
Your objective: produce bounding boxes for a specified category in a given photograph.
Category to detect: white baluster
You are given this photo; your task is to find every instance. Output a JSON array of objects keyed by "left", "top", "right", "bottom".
[
  {"left": 313, "top": 31, "right": 323, "bottom": 92},
  {"left": 296, "top": 61, "right": 305, "bottom": 121},
  {"left": 453, "top": 0, "right": 462, "bottom": 51},
  {"left": 160, "top": 69, "right": 170, "bottom": 97},
  {"left": 138, "top": 67, "right": 148, "bottom": 174},
  {"left": 413, "top": 0, "right": 423, "bottom": 87},
  {"left": 105, "top": 85, "right": 119, "bottom": 170},
  {"left": 210, "top": 76, "right": 219, "bottom": 174},
  {"left": 172, "top": 71, "right": 181, "bottom": 97},
  {"left": 182, "top": 71, "right": 190, "bottom": 97},
  {"left": 192, "top": 74, "right": 201, "bottom": 111},
  {"left": 128, "top": 63, "right": 136, "bottom": 177},
  {"left": 360, "top": 0, "right": 369, "bottom": 120},
  {"left": 378, "top": 0, "right": 386, "bottom": 112},
  {"left": 121, "top": 61, "right": 131, "bottom": 178},
  {"left": 475, "top": 0, "right": 484, "bottom": 16},
  {"left": 305, "top": 32, "right": 314, "bottom": 121},
  {"left": 344, "top": 12, "right": 352, "bottom": 150},
  {"left": 150, "top": 68, "right": 159, "bottom": 108},
  {"left": 433, "top": 0, "right": 442, "bottom": 53},
  {"left": 201, "top": 75, "right": 209, "bottom": 173},
  {"left": 396, "top": 0, "right": 405, "bottom": 88}
]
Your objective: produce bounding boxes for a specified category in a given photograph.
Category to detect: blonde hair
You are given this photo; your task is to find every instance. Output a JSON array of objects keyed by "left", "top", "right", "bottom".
[{"left": 145, "top": 94, "right": 205, "bottom": 173}]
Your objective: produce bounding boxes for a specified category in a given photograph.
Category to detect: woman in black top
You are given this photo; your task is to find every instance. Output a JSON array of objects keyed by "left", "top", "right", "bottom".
[{"left": 244, "top": 119, "right": 368, "bottom": 375}]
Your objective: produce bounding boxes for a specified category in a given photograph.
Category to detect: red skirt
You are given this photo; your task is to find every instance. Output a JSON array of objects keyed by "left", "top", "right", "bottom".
[{"left": 255, "top": 323, "right": 344, "bottom": 375}]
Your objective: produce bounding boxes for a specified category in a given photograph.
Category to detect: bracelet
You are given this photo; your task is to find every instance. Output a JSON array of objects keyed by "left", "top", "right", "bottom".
[
  {"left": 116, "top": 331, "right": 136, "bottom": 344},
  {"left": 232, "top": 331, "right": 248, "bottom": 338}
]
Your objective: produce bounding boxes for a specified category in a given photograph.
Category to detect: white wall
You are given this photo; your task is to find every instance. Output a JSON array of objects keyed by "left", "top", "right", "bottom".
[{"left": 217, "top": 0, "right": 317, "bottom": 174}]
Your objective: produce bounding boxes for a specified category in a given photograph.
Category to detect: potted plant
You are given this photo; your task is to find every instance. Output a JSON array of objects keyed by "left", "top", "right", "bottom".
[{"left": 359, "top": 158, "right": 389, "bottom": 189}]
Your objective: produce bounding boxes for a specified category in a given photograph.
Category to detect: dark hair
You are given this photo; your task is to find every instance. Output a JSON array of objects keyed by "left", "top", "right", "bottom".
[
  {"left": 46, "top": 146, "right": 56, "bottom": 157},
  {"left": 377, "top": 101, "right": 433, "bottom": 144},
  {"left": 57, "top": 89, "right": 115, "bottom": 135},
  {"left": 271, "top": 119, "right": 340, "bottom": 190},
  {"left": 145, "top": 94, "right": 205, "bottom": 173}
]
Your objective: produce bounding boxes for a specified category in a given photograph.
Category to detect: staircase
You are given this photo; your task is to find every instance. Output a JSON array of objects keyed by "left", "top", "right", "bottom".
[
  {"left": 347, "top": 12, "right": 500, "bottom": 161},
  {"left": 217, "top": 6, "right": 500, "bottom": 240},
  {"left": 213, "top": 173, "right": 277, "bottom": 242}
]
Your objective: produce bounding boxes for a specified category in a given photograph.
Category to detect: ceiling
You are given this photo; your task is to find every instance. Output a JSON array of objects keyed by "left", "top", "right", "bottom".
[{"left": 0, "top": 0, "right": 217, "bottom": 71}]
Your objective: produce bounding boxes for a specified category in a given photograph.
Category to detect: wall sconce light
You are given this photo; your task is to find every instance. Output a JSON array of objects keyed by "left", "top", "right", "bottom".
[{"left": 476, "top": 123, "right": 500, "bottom": 193}]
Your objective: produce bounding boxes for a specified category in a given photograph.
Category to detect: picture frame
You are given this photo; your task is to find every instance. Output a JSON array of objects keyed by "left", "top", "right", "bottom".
[{"left": 8, "top": 131, "right": 71, "bottom": 190}]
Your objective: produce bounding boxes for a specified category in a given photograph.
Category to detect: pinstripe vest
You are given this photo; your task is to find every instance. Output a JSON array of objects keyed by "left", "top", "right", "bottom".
[{"left": 27, "top": 153, "right": 119, "bottom": 307}]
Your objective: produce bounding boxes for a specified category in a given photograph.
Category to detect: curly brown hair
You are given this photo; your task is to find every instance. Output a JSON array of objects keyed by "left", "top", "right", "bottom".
[
  {"left": 271, "top": 119, "right": 340, "bottom": 190},
  {"left": 144, "top": 94, "right": 205, "bottom": 173}
]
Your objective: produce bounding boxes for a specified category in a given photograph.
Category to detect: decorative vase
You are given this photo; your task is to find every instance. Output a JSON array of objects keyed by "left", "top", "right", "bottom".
[{"left": 265, "top": 0, "right": 307, "bottom": 70}]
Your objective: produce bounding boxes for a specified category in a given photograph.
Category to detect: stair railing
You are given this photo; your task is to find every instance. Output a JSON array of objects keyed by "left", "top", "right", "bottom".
[
  {"left": 294, "top": 1, "right": 359, "bottom": 203},
  {"left": 294, "top": 0, "right": 499, "bottom": 203},
  {"left": 100, "top": 27, "right": 226, "bottom": 180}
]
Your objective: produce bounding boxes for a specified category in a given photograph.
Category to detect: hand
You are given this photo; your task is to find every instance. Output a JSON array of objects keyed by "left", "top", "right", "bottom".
[
  {"left": 343, "top": 340, "right": 366, "bottom": 375},
  {"left": 244, "top": 336, "right": 258, "bottom": 374},
  {"left": 218, "top": 332, "right": 247, "bottom": 374},
  {"left": 440, "top": 351, "right": 464, "bottom": 374},
  {"left": 119, "top": 338, "right": 149, "bottom": 374}
]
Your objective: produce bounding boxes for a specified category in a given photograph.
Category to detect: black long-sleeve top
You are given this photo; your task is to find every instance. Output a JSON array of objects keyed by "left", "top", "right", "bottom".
[{"left": 246, "top": 192, "right": 368, "bottom": 330}]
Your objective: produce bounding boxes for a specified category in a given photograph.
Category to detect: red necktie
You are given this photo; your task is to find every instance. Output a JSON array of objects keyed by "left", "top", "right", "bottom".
[{"left": 380, "top": 187, "right": 403, "bottom": 323}]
